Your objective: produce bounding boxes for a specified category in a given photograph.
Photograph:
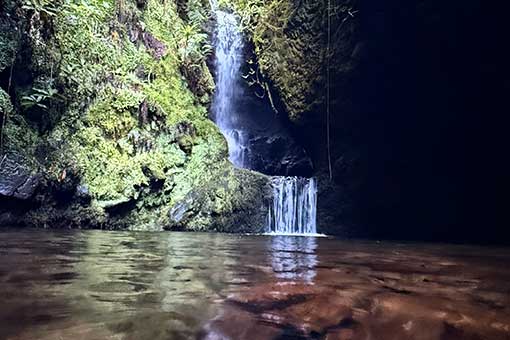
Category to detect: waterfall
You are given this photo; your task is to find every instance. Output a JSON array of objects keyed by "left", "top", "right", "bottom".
[
  {"left": 212, "top": 10, "right": 250, "bottom": 168},
  {"left": 210, "top": 7, "right": 320, "bottom": 236},
  {"left": 266, "top": 177, "right": 318, "bottom": 235}
]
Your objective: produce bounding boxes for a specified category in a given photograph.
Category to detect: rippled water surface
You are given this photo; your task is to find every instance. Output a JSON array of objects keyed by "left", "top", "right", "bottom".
[{"left": 1, "top": 230, "right": 510, "bottom": 340}]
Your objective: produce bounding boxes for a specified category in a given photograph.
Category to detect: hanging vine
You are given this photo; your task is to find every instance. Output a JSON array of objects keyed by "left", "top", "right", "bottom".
[
  {"left": 325, "top": 1, "right": 358, "bottom": 181},
  {"left": 326, "top": 0, "right": 332, "bottom": 181},
  {"left": 0, "top": 53, "right": 16, "bottom": 156}
]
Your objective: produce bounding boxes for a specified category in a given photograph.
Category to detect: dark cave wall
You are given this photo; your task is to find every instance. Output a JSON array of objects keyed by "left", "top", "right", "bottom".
[
  {"left": 239, "top": 0, "right": 508, "bottom": 242},
  {"left": 322, "top": 0, "right": 508, "bottom": 242}
]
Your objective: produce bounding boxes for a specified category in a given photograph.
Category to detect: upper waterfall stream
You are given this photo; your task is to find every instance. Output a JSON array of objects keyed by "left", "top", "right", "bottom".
[
  {"left": 212, "top": 10, "right": 249, "bottom": 168},
  {"left": 211, "top": 8, "right": 318, "bottom": 235}
]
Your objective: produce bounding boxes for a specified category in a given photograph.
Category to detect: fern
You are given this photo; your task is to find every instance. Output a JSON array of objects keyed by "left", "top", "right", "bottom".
[{"left": 22, "top": 0, "right": 58, "bottom": 16}]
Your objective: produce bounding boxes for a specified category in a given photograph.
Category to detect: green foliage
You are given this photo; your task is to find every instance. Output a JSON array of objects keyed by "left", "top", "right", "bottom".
[
  {"left": 21, "top": 86, "right": 63, "bottom": 110},
  {"left": 221, "top": 0, "right": 268, "bottom": 34},
  {"left": 227, "top": 0, "right": 341, "bottom": 121},
  {"left": 44, "top": 0, "right": 225, "bottom": 204},
  {"left": 84, "top": 86, "right": 141, "bottom": 138},
  {"left": 178, "top": 23, "right": 212, "bottom": 66},
  {"left": 54, "top": 0, "right": 116, "bottom": 99},
  {"left": 1, "top": 104, "right": 39, "bottom": 157},
  {"left": 72, "top": 124, "right": 188, "bottom": 201},
  {"left": 143, "top": 57, "right": 207, "bottom": 127},
  {"left": 3, "top": 0, "right": 250, "bottom": 230},
  {"left": 0, "top": 25, "right": 18, "bottom": 73},
  {"left": 0, "top": 88, "right": 13, "bottom": 153},
  {"left": 0, "top": 89, "right": 12, "bottom": 115},
  {"left": 22, "top": 0, "right": 58, "bottom": 16}
]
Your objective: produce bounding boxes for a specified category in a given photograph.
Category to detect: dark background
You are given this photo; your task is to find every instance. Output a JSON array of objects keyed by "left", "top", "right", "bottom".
[{"left": 293, "top": 0, "right": 509, "bottom": 243}]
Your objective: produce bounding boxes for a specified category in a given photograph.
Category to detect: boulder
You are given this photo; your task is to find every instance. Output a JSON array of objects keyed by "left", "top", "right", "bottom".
[
  {"left": 0, "top": 152, "right": 40, "bottom": 200},
  {"left": 166, "top": 167, "right": 272, "bottom": 233}
]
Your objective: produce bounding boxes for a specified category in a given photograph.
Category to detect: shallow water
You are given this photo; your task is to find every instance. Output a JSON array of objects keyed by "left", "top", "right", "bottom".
[{"left": 1, "top": 230, "right": 509, "bottom": 340}]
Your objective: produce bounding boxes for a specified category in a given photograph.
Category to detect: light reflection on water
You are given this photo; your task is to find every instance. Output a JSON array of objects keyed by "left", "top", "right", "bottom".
[
  {"left": 1, "top": 230, "right": 509, "bottom": 340},
  {"left": 0, "top": 230, "right": 320, "bottom": 339},
  {"left": 269, "top": 236, "right": 317, "bottom": 282}
]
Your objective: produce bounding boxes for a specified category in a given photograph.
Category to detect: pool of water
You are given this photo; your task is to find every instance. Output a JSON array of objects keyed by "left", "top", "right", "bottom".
[{"left": 0, "top": 229, "right": 509, "bottom": 339}]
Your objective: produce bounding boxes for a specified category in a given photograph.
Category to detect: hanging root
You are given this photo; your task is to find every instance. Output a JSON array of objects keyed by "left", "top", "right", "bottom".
[
  {"left": 326, "top": 0, "right": 332, "bottom": 181},
  {"left": 0, "top": 54, "right": 16, "bottom": 156},
  {"left": 265, "top": 82, "right": 278, "bottom": 114}
]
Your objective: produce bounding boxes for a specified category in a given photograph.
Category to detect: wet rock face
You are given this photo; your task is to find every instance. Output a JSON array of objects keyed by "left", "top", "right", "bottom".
[
  {"left": 248, "top": 134, "right": 313, "bottom": 177},
  {"left": 166, "top": 167, "right": 272, "bottom": 233},
  {"left": 233, "top": 92, "right": 313, "bottom": 177},
  {"left": 0, "top": 152, "right": 40, "bottom": 200}
]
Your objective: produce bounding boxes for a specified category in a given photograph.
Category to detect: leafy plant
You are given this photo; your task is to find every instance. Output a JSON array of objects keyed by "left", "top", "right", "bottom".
[
  {"left": 22, "top": 0, "right": 58, "bottom": 16},
  {"left": 21, "top": 87, "right": 63, "bottom": 110},
  {"left": 176, "top": 0, "right": 214, "bottom": 68},
  {"left": 178, "top": 24, "right": 212, "bottom": 66}
]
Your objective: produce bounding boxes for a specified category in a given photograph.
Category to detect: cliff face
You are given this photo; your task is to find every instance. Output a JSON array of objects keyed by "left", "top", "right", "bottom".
[
  {"left": 0, "top": 0, "right": 270, "bottom": 232},
  {"left": 227, "top": 0, "right": 507, "bottom": 240},
  {"left": 224, "top": 0, "right": 365, "bottom": 234},
  {"left": 1, "top": 0, "right": 505, "bottom": 239}
]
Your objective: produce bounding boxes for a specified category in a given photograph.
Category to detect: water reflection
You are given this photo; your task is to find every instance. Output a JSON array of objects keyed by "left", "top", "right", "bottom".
[
  {"left": 1, "top": 230, "right": 509, "bottom": 340},
  {"left": 158, "top": 233, "right": 235, "bottom": 309},
  {"left": 73, "top": 232, "right": 166, "bottom": 315},
  {"left": 268, "top": 236, "right": 317, "bottom": 282}
]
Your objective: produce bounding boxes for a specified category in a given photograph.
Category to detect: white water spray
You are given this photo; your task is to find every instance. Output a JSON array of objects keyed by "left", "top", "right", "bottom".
[{"left": 266, "top": 177, "right": 318, "bottom": 235}]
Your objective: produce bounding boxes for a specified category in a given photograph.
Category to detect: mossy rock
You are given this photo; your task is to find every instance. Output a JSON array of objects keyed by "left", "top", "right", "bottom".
[
  {"left": 0, "top": 0, "right": 273, "bottom": 232},
  {"left": 166, "top": 165, "right": 271, "bottom": 233},
  {"left": 228, "top": 0, "right": 359, "bottom": 124}
]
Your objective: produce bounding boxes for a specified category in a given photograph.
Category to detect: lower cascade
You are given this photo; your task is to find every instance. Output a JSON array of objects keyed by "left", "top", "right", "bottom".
[{"left": 266, "top": 177, "right": 318, "bottom": 235}]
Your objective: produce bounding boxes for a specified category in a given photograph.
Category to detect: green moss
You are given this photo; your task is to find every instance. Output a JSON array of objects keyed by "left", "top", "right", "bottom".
[
  {"left": 170, "top": 131, "right": 227, "bottom": 204},
  {"left": 0, "top": 88, "right": 12, "bottom": 115},
  {"left": 2, "top": 88, "right": 39, "bottom": 156},
  {"left": 2, "top": 0, "right": 270, "bottom": 232},
  {"left": 143, "top": 58, "right": 206, "bottom": 127},
  {"left": 45, "top": 0, "right": 218, "bottom": 204},
  {"left": 84, "top": 87, "right": 142, "bottom": 138},
  {"left": 225, "top": 0, "right": 358, "bottom": 123},
  {"left": 0, "top": 16, "right": 18, "bottom": 73}
]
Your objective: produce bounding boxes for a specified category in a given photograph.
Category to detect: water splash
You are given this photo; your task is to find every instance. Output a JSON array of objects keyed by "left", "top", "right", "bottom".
[
  {"left": 266, "top": 177, "right": 319, "bottom": 235},
  {"left": 211, "top": 10, "right": 250, "bottom": 168}
]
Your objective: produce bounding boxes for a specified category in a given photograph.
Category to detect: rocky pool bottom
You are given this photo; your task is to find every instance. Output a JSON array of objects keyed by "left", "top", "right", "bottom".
[{"left": 0, "top": 230, "right": 509, "bottom": 340}]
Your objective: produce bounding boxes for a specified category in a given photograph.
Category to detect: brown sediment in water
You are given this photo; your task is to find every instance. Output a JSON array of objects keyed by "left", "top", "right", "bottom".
[{"left": 0, "top": 230, "right": 509, "bottom": 340}]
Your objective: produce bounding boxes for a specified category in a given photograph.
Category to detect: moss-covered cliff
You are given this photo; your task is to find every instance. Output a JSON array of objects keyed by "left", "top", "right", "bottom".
[
  {"left": 220, "top": 0, "right": 357, "bottom": 124},
  {"left": 221, "top": 0, "right": 506, "bottom": 241},
  {"left": 215, "top": 0, "right": 361, "bottom": 233},
  {"left": 0, "top": 0, "right": 270, "bottom": 231}
]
